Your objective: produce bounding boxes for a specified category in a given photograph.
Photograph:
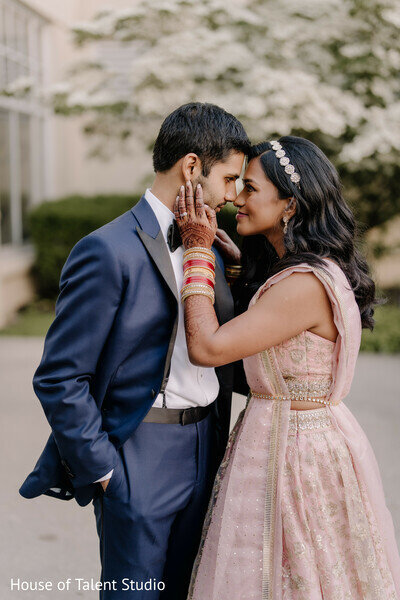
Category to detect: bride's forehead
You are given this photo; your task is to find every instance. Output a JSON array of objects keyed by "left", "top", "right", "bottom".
[{"left": 243, "top": 156, "right": 264, "bottom": 178}]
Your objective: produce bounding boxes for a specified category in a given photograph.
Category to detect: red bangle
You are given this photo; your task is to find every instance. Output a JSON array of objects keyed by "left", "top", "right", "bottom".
[
  {"left": 183, "top": 259, "right": 215, "bottom": 271},
  {"left": 183, "top": 276, "right": 215, "bottom": 287}
]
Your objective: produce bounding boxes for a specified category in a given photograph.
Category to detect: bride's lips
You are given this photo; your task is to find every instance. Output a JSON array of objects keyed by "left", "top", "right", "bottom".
[{"left": 236, "top": 212, "right": 248, "bottom": 220}]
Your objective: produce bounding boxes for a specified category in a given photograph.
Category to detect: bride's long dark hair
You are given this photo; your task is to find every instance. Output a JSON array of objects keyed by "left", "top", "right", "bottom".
[{"left": 233, "top": 136, "right": 377, "bottom": 330}]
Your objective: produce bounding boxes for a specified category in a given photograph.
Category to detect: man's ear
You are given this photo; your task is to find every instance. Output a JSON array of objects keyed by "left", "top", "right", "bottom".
[{"left": 181, "top": 153, "right": 201, "bottom": 181}]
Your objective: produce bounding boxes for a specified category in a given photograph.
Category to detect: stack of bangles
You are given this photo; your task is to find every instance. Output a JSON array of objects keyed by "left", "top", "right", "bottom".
[{"left": 181, "top": 247, "right": 216, "bottom": 304}]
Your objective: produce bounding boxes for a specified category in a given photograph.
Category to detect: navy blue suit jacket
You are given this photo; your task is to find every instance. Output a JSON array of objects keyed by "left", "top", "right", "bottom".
[{"left": 19, "top": 196, "right": 236, "bottom": 506}]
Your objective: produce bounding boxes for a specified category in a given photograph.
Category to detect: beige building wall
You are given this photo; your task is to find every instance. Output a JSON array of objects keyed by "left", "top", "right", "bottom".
[
  {"left": 0, "top": 0, "right": 153, "bottom": 326},
  {"left": 25, "top": 0, "right": 153, "bottom": 200}
]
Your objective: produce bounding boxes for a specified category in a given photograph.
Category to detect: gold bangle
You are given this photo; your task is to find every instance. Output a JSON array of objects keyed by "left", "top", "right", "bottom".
[
  {"left": 181, "top": 283, "right": 215, "bottom": 293},
  {"left": 183, "top": 256, "right": 216, "bottom": 266},
  {"left": 181, "top": 289, "right": 215, "bottom": 304},
  {"left": 181, "top": 288, "right": 215, "bottom": 301},
  {"left": 181, "top": 284, "right": 215, "bottom": 295},
  {"left": 225, "top": 271, "right": 241, "bottom": 280},
  {"left": 183, "top": 246, "right": 214, "bottom": 257},
  {"left": 225, "top": 264, "right": 242, "bottom": 272},
  {"left": 183, "top": 267, "right": 216, "bottom": 277},
  {"left": 181, "top": 285, "right": 215, "bottom": 296},
  {"left": 183, "top": 251, "right": 215, "bottom": 263}
]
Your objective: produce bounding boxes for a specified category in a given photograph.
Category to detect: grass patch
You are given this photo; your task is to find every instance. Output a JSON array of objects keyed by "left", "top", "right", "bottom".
[
  {"left": 0, "top": 300, "right": 55, "bottom": 337},
  {"left": 360, "top": 304, "right": 400, "bottom": 353},
  {"left": 1, "top": 299, "right": 399, "bottom": 354}
]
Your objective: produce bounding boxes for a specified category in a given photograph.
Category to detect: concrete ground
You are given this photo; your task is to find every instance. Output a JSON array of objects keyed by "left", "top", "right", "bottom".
[{"left": 1, "top": 336, "right": 399, "bottom": 599}]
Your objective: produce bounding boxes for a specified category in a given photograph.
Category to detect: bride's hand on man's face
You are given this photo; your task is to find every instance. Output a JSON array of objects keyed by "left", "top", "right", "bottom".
[{"left": 174, "top": 180, "right": 217, "bottom": 250}]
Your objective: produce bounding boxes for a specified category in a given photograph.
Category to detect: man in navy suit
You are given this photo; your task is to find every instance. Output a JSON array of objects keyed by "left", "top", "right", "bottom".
[{"left": 19, "top": 102, "right": 250, "bottom": 599}]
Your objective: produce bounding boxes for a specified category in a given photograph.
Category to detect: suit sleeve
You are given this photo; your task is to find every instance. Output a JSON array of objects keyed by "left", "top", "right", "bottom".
[
  {"left": 214, "top": 245, "right": 250, "bottom": 397},
  {"left": 93, "top": 469, "right": 113, "bottom": 483},
  {"left": 32, "top": 233, "right": 122, "bottom": 488}
]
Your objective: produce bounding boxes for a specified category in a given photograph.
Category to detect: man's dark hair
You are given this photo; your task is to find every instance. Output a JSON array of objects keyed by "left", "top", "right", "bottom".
[{"left": 152, "top": 102, "right": 250, "bottom": 176}]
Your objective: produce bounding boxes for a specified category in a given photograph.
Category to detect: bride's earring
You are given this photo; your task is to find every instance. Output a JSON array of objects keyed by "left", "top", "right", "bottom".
[{"left": 283, "top": 215, "right": 289, "bottom": 235}]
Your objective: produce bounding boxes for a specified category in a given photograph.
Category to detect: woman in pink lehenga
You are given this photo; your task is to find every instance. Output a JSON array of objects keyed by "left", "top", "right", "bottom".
[{"left": 174, "top": 136, "right": 400, "bottom": 599}]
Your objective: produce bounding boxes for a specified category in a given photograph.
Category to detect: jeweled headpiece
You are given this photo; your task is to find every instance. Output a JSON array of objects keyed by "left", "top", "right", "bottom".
[{"left": 270, "top": 140, "right": 301, "bottom": 188}]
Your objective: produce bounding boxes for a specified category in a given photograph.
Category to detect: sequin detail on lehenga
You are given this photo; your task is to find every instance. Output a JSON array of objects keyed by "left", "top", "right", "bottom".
[{"left": 282, "top": 407, "right": 397, "bottom": 599}]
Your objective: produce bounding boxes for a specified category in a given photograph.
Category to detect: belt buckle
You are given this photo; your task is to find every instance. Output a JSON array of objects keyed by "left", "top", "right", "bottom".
[{"left": 180, "top": 408, "right": 190, "bottom": 426}]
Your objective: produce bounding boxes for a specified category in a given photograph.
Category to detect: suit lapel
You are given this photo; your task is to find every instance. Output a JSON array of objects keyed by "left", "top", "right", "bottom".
[
  {"left": 137, "top": 228, "right": 179, "bottom": 302},
  {"left": 132, "top": 195, "right": 234, "bottom": 316},
  {"left": 132, "top": 196, "right": 179, "bottom": 303}
]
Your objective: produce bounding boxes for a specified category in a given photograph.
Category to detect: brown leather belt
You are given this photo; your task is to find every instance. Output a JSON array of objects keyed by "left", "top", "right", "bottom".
[{"left": 142, "top": 403, "right": 213, "bottom": 426}]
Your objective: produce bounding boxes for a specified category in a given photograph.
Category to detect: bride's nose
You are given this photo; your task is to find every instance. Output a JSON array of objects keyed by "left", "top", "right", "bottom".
[{"left": 234, "top": 190, "right": 246, "bottom": 208}]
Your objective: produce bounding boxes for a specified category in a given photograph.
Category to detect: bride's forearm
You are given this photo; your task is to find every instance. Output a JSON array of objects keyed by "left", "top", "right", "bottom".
[{"left": 183, "top": 295, "right": 220, "bottom": 367}]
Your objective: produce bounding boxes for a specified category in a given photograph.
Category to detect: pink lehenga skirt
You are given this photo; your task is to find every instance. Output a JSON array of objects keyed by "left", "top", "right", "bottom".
[{"left": 187, "top": 399, "right": 398, "bottom": 599}]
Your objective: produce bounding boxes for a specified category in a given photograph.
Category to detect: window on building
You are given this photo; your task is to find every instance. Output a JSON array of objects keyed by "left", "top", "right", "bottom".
[{"left": 0, "top": 0, "right": 48, "bottom": 246}]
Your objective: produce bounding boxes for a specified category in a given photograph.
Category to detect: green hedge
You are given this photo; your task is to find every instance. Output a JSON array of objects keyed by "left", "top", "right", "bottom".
[
  {"left": 29, "top": 194, "right": 241, "bottom": 298},
  {"left": 360, "top": 305, "right": 400, "bottom": 353},
  {"left": 29, "top": 194, "right": 141, "bottom": 298},
  {"left": 216, "top": 202, "right": 242, "bottom": 247}
]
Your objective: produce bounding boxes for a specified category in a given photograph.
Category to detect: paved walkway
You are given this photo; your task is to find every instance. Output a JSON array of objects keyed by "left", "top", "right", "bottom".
[{"left": 1, "top": 336, "right": 399, "bottom": 598}]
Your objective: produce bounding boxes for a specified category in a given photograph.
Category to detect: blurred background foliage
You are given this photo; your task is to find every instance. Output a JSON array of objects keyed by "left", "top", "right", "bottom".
[
  {"left": 2, "top": 0, "right": 400, "bottom": 351},
  {"left": 4, "top": 0, "right": 400, "bottom": 232},
  {"left": 48, "top": 0, "right": 400, "bottom": 232}
]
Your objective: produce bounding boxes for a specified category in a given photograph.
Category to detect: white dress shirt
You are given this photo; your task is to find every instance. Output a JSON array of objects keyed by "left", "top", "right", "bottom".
[
  {"left": 144, "top": 188, "right": 220, "bottom": 409},
  {"left": 94, "top": 188, "right": 220, "bottom": 483}
]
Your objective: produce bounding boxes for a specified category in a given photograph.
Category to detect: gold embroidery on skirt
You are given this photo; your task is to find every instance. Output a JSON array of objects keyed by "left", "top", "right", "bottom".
[
  {"left": 261, "top": 348, "right": 286, "bottom": 599},
  {"left": 186, "top": 394, "right": 251, "bottom": 599}
]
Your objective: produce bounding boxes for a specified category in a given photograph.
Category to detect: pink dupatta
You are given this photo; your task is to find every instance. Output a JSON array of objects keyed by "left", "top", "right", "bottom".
[{"left": 249, "top": 259, "right": 400, "bottom": 598}]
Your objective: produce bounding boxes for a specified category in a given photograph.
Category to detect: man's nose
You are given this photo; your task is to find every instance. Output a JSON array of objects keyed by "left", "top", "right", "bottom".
[
  {"left": 225, "top": 180, "right": 241, "bottom": 203},
  {"left": 224, "top": 190, "right": 237, "bottom": 203}
]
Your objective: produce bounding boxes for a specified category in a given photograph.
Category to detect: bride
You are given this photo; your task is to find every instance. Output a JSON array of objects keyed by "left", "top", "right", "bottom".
[{"left": 174, "top": 136, "right": 400, "bottom": 599}]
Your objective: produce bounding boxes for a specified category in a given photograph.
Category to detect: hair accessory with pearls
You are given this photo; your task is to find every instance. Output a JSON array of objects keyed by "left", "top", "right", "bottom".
[{"left": 270, "top": 140, "right": 301, "bottom": 187}]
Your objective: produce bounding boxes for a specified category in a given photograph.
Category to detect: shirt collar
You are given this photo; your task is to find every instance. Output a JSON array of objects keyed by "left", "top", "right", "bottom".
[{"left": 144, "top": 188, "right": 175, "bottom": 241}]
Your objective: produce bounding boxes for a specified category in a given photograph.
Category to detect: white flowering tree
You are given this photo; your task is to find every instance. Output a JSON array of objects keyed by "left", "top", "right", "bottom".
[{"left": 4, "top": 0, "right": 400, "bottom": 228}]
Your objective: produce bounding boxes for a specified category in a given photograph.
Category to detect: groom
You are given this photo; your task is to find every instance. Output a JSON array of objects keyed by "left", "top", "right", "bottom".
[{"left": 19, "top": 103, "right": 250, "bottom": 599}]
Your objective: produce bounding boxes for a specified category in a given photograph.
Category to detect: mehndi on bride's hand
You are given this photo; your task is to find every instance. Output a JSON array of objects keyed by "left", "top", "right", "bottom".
[{"left": 174, "top": 180, "right": 217, "bottom": 250}]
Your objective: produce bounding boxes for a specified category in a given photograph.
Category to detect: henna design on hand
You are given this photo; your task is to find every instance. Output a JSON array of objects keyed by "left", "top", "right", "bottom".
[{"left": 174, "top": 181, "right": 217, "bottom": 250}]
